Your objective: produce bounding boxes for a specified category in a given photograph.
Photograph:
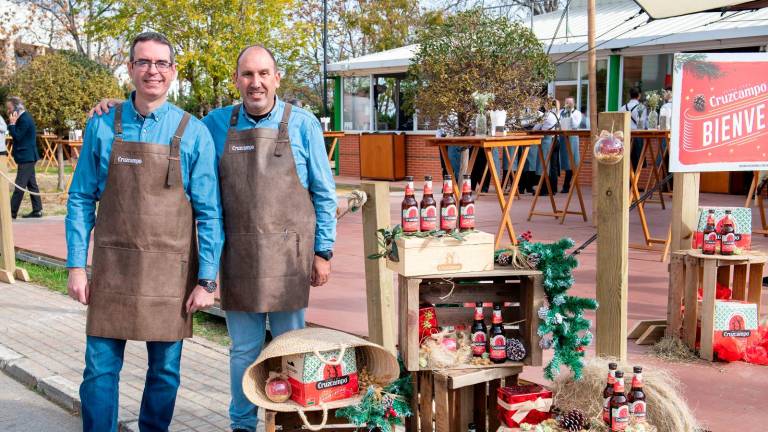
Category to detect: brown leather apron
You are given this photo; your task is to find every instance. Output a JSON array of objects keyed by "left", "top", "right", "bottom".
[
  {"left": 219, "top": 104, "right": 315, "bottom": 312},
  {"left": 86, "top": 103, "right": 198, "bottom": 342}
]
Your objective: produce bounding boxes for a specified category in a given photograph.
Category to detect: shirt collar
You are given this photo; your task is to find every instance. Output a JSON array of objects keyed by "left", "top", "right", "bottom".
[
  {"left": 240, "top": 96, "right": 283, "bottom": 125},
  {"left": 127, "top": 91, "right": 171, "bottom": 121}
]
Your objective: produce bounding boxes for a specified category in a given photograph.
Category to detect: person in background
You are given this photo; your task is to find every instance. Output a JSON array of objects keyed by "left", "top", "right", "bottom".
[
  {"left": 530, "top": 99, "right": 561, "bottom": 196},
  {"left": 6, "top": 96, "right": 42, "bottom": 218},
  {"left": 619, "top": 87, "right": 647, "bottom": 170},
  {"left": 558, "top": 97, "right": 582, "bottom": 193}
]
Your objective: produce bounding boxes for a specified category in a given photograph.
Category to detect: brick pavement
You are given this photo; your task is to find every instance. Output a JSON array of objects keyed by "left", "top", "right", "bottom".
[{"left": 0, "top": 281, "right": 236, "bottom": 431}]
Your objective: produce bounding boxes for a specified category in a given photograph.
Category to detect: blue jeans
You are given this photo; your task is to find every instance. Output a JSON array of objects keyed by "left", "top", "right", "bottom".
[
  {"left": 80, "top": 336, "right": 183, "bottom": 432},
  {"left": 227, "top": 309, "right": 306, "bottom": 432},
  {"left": 446, "top": 146, "right": 463, "bottom": 179}
]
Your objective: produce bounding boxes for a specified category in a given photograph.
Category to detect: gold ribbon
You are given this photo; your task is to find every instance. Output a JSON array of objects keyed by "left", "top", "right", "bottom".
[{"left": 497, "top": 396, "right": 553, "bottom": 424}]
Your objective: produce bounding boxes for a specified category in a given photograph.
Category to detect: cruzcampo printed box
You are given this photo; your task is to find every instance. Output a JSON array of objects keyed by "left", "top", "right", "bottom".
[
  {"left": 283, "top": 347, "right": 359, "bottom": 407},
  {"left": 692, "top": 207, "right": 751, "bottom": 253}
]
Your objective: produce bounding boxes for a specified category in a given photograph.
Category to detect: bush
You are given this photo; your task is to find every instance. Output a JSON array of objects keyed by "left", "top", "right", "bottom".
[
  {"left": 9, "top": 51, "right": 123, "bottom": 133},
  {"left": 409, "top": 9, "right": 554, "bottom": 136}
]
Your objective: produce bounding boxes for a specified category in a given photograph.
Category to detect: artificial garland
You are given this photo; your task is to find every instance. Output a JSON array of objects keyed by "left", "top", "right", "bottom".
[
  {"left": 497, "top": 237, "right": 598, "bottom": 380},
  {"left": 335, "top": 361, "right": 413, "bottom": 432},
  {"left": 368, "top": 224, "right": 473, "bottom": 262}
]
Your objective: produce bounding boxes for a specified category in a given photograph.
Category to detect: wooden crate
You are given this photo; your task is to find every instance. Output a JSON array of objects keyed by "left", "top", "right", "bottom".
[
  {"left": 398, "top": 267, "right": 544, "bottom": 371},
  {"left": 264, "top": 407, "right": 372, "bottom": 432},
  {"left": 406, "top": 367, "right": 521, "bottom": 432},
  {"left": 387, "top": 231, "right": 495, "bottom": 277},
  {"left": 666, "top": 249, "right": 766, "bottom": 361}
]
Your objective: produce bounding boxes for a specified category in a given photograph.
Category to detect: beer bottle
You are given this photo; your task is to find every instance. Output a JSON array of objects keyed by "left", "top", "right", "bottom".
[
  {"left": 420, "top": 175, "right": 437, "bottom": 231},
  {"left": 471, "top": 302, "right": 487, "bottom": 357},
  {"left": 720, "top": 210, "right": 736, "bottom": 255},
  {"left": 628, "top": 366, "right": 647, "bottom": 423},
  {"left": 401, "top": 176, "right": 419, "bottom": 233},
  {"left": 702, "top": 209, "right": 717, "bottom": 255},
  {"left": 459, "top": 174, "right": 476, "bottom": 232},
  {"left": 603, "top": 362, "right": 618, "bottom": 425},
  {"left": 489, "top": 303, "right": 506, "bottom": 364},
  {"left": 440, "top": 175, "right": 457, "bottom": 231},
  {"left": 467, "top": 423, "right": 477, "bottom": 432},
  {"left": 610, "top": 371, "right": 630, "bottom": 431}
]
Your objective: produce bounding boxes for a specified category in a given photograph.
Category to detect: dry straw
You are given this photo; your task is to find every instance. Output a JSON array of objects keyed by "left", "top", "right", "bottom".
[{"left": 550, "top": 357, "right": 700, "bottom": 432}]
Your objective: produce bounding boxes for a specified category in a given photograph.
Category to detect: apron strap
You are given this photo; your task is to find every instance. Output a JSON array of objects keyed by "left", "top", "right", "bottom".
[
  {"left": 113, "top": 103, "right": 124, "bottom": 145},
  {"left": 230, "top": 104, "right": 241, "bottom": 127},
  {"left": 166, "top": 112, "right": 192, "bottom": 187},
  {"left": 274, "top": 103, "right": 292, "bottom": 157}
]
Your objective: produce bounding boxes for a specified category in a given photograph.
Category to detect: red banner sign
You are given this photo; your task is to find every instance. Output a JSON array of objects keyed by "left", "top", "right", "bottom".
[{"left": 671, "top": 53, "right": 768, "bottom": 172}]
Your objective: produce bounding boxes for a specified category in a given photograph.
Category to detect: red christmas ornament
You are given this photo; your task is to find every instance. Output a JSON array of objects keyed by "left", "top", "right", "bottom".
[
  {"left": 265, "top": 372, "right": 292, "bottom": 403},
  {"left": 593, "top": 130, "right": 624, "bottom": 165}
]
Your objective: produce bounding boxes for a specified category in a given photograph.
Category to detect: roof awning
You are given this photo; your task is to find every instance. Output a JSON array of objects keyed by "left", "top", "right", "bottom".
[{"left": 632, "top": 0, "right": 768, "bottom": 19}]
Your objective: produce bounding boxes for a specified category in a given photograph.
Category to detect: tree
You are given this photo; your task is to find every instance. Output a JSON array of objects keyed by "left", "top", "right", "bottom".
[
  {"left": 9, "top": 51, "right": 122, "bottom": 131},
  {"left": 409, "top": 8, "right": 553, "bottom": 136},
  {"left": 89, "top": 0, "right": 307, "bottom": 116},
  {"left": 1, "top": 1, "right": 127, "bottom": 71}
]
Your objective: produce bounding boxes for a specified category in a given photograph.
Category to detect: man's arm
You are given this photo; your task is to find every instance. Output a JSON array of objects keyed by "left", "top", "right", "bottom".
[
  {"left": 8, "top": 113, "right": 30, "bottom": 141},
  {"left": 65, "top": 118, "right": 102, "bottom": 304},
  {"left": 184, "top": 125, "right": 224, "bottom": 313},
  {"left": 305, "top": 117, "right": 337, "bottom": 253}
]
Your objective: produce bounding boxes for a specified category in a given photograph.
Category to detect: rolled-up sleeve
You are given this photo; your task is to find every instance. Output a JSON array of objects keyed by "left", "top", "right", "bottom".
[
  {"left": 304, "top": 118, "right": 337, "bottom": 252},
  {"left": 65, "top": 119, "right": 100, "bottom": 268},
  {"left": 186, "top": 127, "right": 224, "bottom": 280}
]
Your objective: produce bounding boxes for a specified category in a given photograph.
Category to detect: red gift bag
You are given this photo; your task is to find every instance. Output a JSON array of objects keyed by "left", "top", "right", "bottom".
[{"left": 497, "top": 384, "right": 553, "bottom": 428}]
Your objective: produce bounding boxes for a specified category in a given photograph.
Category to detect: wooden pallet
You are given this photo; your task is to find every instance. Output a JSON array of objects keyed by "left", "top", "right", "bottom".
[{"left": 406, "top": 366, "right": 522, "bottom": 432}]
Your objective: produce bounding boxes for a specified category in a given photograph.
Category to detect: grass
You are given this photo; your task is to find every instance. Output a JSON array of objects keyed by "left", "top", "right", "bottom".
[{"left": 17, "top": 259, "right": 231, "bottom": 346}]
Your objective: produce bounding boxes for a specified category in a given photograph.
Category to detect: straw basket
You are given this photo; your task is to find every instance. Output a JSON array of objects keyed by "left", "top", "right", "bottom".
[{"left": 243, "top": 328, "right": 399, "bottom": 429}]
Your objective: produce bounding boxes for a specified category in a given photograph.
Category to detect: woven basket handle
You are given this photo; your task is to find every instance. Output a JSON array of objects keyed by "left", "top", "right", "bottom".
[
  {"left": 312, "top": 344, "right": 348, "bottom": 366},
  {"left": 295, "top": 402, "right": 328, "bottom": 431}
]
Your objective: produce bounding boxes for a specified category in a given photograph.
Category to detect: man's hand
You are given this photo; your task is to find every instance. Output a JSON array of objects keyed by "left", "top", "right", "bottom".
[
  {"left": 311, "top": 256, "right": 331, "bottom": 287},
  {"left": 9, "top": 111, "right": 19, "bottom": 126},
  {"left": 88, "top": 98, "right": 121, "bottom": 118},
  {"left": 185, "top": 285, "right": 215, "bottom": 314},
  {"left": 67, "top": 268, "right": 89, "bottom": 305}
]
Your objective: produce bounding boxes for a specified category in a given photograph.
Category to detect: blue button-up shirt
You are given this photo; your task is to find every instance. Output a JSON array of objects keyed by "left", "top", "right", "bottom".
[
  {"left": 202, "top": 98, "right": 336, "bottom": 252},
  {"left": 66, "top": 96, "right": 224, "bottom": 280}
]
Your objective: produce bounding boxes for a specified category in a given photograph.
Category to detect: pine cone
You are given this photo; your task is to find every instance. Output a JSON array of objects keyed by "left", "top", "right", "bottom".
[
  {"left": 527, "top": 252, "right": 541, "bottom": 268},
  {"left": 694, "top": 95, "right": 706, "bottom": 112},
  {"left": 558, "top": 409, "right": 587, "bottom": 432},
  {"left": 505, "top": 338, "right": 527, "bottom": 361},
  {"left": 496, "top": 251, "right": 512, "bottom": 266}
]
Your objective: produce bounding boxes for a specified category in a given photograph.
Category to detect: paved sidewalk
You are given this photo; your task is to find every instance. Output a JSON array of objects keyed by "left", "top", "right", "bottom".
[{"left": 0, "top": 281, "right": 233, "bottom": 431}]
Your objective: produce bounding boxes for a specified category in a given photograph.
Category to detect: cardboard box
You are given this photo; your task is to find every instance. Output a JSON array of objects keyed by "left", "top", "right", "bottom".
[
  {"left": 711, "top": 301, "right": 758, "bottom": 354},
  {"left": 283, "top": 347, "right": 359, "bottom": 407},
  {"left": 497, "top": 384, "right": 553, "bottom": 428},
  {"left": 386, "top": 231, "right": 495, "bottom": 277},
  {"left": 692, "top": 207, "right": 751, "bottom": 253}
]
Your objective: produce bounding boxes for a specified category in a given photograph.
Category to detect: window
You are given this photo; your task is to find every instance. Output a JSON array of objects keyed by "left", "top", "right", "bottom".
[
  {"left": 342, "top": 76, "right": 371, "bottom": 130},
  {"left": 552, "top": 59, "right": 607, "bottom": 127}
]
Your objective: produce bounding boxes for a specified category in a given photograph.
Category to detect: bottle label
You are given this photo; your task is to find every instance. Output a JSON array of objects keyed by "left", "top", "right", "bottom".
[
  {"left": 703, "top": 231, "right": 717, "bottom": 253},
  {"left": 631, "top": 374, "right": 642, "bottom": 389},
  {"left": 421, "top": 205, "right": 437, "bottom": 231},
  {"left": 441, "top": 204, "right": 457, "bottom": 230},
  {"left": 630, "top": 401, "right": 646, "bottom": 420},
  {"left": 462, "top": 179, "right": 471, "bottom": 193},
  {"left": 424, "top": 180, "right": 433, "bottom": 195},
  {"left": 402, "top": 206, "right": 419, "bottom": 232},
  {"left": 471, "top": 331, "right": 486, "bottom": 356},
  {"left": 489, "top": 335, "right": 506, "bottom": 359},
  {"left": 721, "top": 232, "right": 735, "bottom": 253},
  {"left": 603, "top": 397, "right": 611, "bottom": 423},
  {"left": 460, "top": 203, "right": 475, "bottom": 229},
  {"left": 405, "top": 182, "right": 414, "bottom": 195},
  {"left": 611, "top": 406, "right": 629, "bottom": 431},
  {"left": 442, "top": 181, "right": 453, "bottom": 194}
]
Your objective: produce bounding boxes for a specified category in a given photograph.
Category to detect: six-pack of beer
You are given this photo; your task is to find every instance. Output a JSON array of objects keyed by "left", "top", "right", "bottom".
[{"left": 401, "top": 175, "right": 476, "bottom": 233}]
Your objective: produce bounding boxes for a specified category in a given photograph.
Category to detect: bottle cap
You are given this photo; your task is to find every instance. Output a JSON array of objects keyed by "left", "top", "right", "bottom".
[
  {"left": 614, "top": 371, "right": 624, "bottom": 378},
  {"left": 633, "top": 366, "right": 642, "bottom": 373},
  {"left": 405, "top": 176, "right": 414, "bottom": 181},
  {"left": 608, "top": 362, "right": 618, "bottom": 369},
  {"left": 424, "top": 175, "right": 432, "bottom": 181},
  {"left": 444, "top": 174, "right": 452, "bottom": 180}
]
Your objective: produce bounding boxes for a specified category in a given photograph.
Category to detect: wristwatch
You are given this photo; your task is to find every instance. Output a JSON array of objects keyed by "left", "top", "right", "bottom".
[
  {"left": 197, "top": 279, "right": 218, "bottom": 293},
  {"left": 315, "top": 250, "right": 334, "bottom": 261}
]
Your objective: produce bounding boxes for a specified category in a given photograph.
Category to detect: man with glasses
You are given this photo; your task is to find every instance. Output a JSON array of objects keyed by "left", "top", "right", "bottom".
[{"left": 67, "top": 32, "right": 224, "bottom": 431}]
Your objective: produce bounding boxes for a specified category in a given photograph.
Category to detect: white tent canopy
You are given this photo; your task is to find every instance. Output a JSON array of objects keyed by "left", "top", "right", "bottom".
[{"left": 633, "top": 0, "right": 768, "bottom": 19}]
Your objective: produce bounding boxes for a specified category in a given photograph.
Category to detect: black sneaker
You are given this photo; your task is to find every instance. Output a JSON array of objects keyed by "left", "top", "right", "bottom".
[
  {"left": 11, "top": 213, "right": 16, "bottom": 219},
  {"left": 22, "top": 211, "right": 42, "bottom": 218}
]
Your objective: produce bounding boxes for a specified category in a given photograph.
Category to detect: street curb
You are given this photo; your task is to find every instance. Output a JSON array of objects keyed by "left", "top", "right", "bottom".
[{"left": 0, "top": 342, "right": 140, "bottom": 429}]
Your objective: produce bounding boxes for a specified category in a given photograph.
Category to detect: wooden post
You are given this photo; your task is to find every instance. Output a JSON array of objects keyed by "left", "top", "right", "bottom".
[
  {"left": 361, "top": 181, "right": 396, "bottom": 354},
  {"left": 588, "top": 0, "right": 598, "bottom": 223},
  {"left": 57, "top": 140, "right": 65, "bottom": 191},
  {"left": 670, "top": 172, "right": 700, "bottom": 252},
  {"left": 0, "top": 156, "right": 16, "bottom": 283},
  {"left": 595, "top": 112, "right": 630, "bottom": 361}
]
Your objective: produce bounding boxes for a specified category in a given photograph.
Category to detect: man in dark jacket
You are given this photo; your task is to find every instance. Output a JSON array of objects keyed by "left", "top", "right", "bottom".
[{"left": 6, "top": 96, "right": 42, "bottom": 218}]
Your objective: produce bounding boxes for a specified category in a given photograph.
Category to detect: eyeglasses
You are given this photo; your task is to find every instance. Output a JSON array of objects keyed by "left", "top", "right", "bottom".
[{"left": 132, "top": 60, "right": 173, "bottom": 72}]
